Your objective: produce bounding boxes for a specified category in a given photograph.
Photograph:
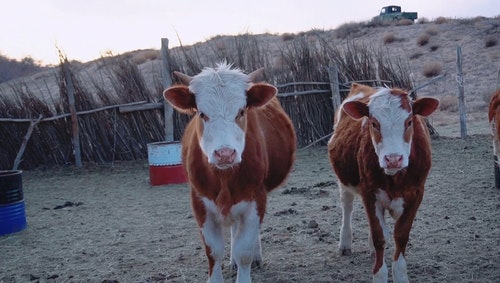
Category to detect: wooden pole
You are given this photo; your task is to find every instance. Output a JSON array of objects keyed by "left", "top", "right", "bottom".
[
  {"left": 63, "top": 62, "right": 83, "bottom": 167},
  {"left": 161, "top": 38, "right": 174, "bottom": 142},
  {"left": 12, "top": 114, "right": 43, "bottom": 170},
  {"left": 456, "top": 46, "right": 467, "bottom": 139},
  {"left": 328, "top": 65, "right": 341, "bottom": 114}
]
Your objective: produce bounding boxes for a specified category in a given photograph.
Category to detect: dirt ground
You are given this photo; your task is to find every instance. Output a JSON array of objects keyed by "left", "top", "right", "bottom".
[{"left": 1, "top": 128, "right": 500, "bottom": 282}]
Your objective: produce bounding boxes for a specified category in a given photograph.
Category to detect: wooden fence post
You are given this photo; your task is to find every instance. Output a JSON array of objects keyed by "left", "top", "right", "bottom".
[
  {"left": 161, "top": 38, "right": 174, "bottom": 142},
  {"left": 328, "top": 65, "right": 341, "bottom": 113},
  {"left": 63, "top": 62, "right": 82, "bottom": 168},
  {"left": 12, "top": 114, "right": 43, "bottom": 170},
  {"left": 456, "top": 46, "right": 467, "bottom": 139}
]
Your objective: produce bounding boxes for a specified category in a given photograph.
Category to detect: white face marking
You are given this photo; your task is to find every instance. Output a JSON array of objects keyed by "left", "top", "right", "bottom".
[
  {"left": 189, "top": 64, "right": 250, "bottom": 168},
  {"left": 368, "top": 89, "right": 412, "bottom": 175}
]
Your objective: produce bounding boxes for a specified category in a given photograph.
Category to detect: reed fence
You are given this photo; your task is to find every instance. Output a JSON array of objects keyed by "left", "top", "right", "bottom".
[{"left": 0, "top": 36, "right": 422, "bottom": 170}]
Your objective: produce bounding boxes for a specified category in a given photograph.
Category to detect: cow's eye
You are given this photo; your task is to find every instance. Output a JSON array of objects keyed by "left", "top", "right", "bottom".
[
  {"left": 236, "top": 109, "right": 245, "bottom": 120},
  {"left": 199, "top": 112, "right": 209, "bottom": 121}
]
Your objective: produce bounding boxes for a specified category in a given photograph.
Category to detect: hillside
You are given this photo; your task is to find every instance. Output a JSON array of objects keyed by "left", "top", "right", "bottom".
[
  {"left": 171, "top": 16, "right": 500, "bottom": 136},
  {"left": 1, "top": 16, "right": 500, "bottom": 137}
]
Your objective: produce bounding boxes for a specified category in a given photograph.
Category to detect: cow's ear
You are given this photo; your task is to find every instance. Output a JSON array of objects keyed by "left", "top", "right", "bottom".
[
  {"left": 163, "top": 86, "right": 197, "bottom": 115},
  {"left": 343, "top": 101, "right": 369, "bottom": 119},
  {"left": 173, "top": 71, "right": 193, "bottom": 85},
  {"left": 248, "top": 67, "right": 265, "bottom": 83},
  {"left": 413, "top": 97, "right": 439, "bottom": 117},
  {"left": 246, "top": 83, "right": 277, "bottom": 108}
]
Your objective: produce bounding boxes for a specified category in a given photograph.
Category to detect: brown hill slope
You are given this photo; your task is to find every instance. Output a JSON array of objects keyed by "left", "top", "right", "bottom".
[
  {"left": 110, "top": 16, "right": 500, "bottom": 136},
  {"left": 2, "top": 16, "right": 500, "bottom": 137}
]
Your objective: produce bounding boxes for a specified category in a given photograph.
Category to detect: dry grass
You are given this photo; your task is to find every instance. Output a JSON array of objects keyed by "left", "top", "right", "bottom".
[
  {"left": 434, "top": 16, "right": 449, "bottom": 24},
  {"left": 422, "top": 62, "right": 443, "bottom": 78},
  {"left": 417, "top": 34, "right": 431, "bottom": 46},
  {"left": 417, "top": 17, "right": 429, "bottom": 24},
  {"left": 396, "top": 19, "right": 414, "bottom": 26},
  {"left": 439, "top": 95, "right": 458, "bottom": 112},
  {"left": 383, "top": 32, "right": 396, "bottom": 44},
  {"left": 281, "top": 33, "right": 296, "bottom": 41},
  {"left": 425, "top": 25, "right": 439, "bottom": 36},
  {"left": 429, "top": 45, "right": 440, "bottom": 52},
  {"left": 485, "top": 36, "right": 498, "bottom": 48},
  {"left": 409, "top": 52, "right": 424, "bottom": 60},
  {"left": 334, "top": 22, "right": 365, "bottom": 39}
]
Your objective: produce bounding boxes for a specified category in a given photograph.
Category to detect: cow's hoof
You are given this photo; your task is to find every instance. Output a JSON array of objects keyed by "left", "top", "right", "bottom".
[
  {"left": 252, "top": 259, "right": 262, "bottom": 269},
  {"left": 340, "top": 248, "right": 352, "bottom": 256}
]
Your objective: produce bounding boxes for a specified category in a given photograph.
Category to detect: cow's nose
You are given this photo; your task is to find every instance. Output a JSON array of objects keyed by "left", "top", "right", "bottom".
[
  {"left": 384, "top": 154, "right": 403, "bottom": 168},
  {"left": 214, "top": 147, "right": 237, "bottom": 165}
]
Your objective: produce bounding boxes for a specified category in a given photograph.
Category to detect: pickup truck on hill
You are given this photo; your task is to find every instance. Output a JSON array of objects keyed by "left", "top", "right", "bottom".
[{"left": 376, "top": 5, "right": 418, "bottom": 21}]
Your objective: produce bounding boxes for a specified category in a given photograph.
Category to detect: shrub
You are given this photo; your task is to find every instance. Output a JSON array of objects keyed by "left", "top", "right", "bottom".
[
  {"left": 425, "top": 25, "right": 439, "bottom": 36},
  {"left": 417, "top": 17, "right": 429, "bottom": 24},
  {"left": 410, "top": 52, "right": 423, "bottom": 60},
  {"left": 439, "top": 95, "right": 458, "bottom": 112},
  {"left": 422, "top": 62, "right": 443, "bottom": 78},
  {"left": 383, "top": 32, "right": 396, "bottom": 44},
  {"left": 417, "top": 34, "right": 430, "bottom": 46},
  {"left": 335, "top": 22, "right": 364, "bottom": 39},
  {"left": 429, "top": 45, "right": 439, "bottom": 52},
  {"left": 396, "top": 19, "right": 414, "bottom": 26},
  {"left": 130, "top": 50, "right": 160, "bottom": 65},
  {"left": 434, "top": 17, "right": 448, "bottom": 24},
  {"left": 281, "top": 33, "right": 295, "bottom": 41},
  {"left": 367, "top": 17, "right": 389, "bottom": 28},
  {"left": 485, "top": 36, "right": 498, "bottom": 48}
]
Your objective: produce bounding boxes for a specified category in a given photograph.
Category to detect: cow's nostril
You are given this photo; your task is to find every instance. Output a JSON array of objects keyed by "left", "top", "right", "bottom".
[
  {"left": 214, "top": 148, "right": 236, "bottom": 164},
  {"left": 385, "top": 154, "right": 403, "bottom": 168}
]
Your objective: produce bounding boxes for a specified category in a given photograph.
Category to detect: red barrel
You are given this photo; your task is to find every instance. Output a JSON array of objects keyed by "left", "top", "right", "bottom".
[{"left": 147, "top": 141, "right": 187, "bottom": 186}]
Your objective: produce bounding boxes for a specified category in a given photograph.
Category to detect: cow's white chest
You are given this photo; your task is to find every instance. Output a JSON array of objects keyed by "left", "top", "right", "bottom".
[
  {"left": 202, "top": 197, "right": 256, "bottom": 226},
  {"left": 375, "top": 190, "right": 405, "bottom": 220}
]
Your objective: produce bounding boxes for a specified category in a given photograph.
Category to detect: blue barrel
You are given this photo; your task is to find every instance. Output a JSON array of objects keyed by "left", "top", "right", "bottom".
[{"left": 0, "top": 170, "right": 27, "bottom": 236}]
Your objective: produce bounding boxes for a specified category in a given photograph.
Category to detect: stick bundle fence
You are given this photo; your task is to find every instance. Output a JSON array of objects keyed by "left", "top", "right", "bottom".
[{"left": 0, "top": 36, "right": 420, "bottom": 170}]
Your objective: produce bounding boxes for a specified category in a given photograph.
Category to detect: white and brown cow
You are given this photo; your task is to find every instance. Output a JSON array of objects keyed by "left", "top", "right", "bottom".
[
  {"left": 163, "top": 63, "right": 296, "bottom": 283},
  {"left": 488, "top": 89, "right": 500, "bottom": 188},
  {"left": 328, "top": 83, "right": 439, "bottom": 282}
]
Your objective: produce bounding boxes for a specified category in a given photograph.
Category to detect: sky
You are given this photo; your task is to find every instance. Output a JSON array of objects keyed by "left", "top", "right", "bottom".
[{"left": 1, "top": 0, "right": 498, "bottom": 65}]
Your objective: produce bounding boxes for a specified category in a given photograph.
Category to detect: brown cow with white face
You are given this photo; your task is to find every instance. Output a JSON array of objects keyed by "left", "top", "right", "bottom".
[
  {"left": 488, "top": 89, "right": 500, "bottom": 188},
  {"left": 328, "top": 83, "right": 439, "bottom": 283},
  {"left": 163, "top": 62, "right": 296, "bottom": 283}
]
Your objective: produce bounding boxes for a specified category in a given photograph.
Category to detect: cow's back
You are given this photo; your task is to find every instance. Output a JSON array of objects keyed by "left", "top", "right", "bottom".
[
  {"left": 328, "top": 113, "right": 363, "bottom": 187},
  {"left": 489, "top": 89, "right": 500, "bottom": 138},
  {"left": 328, "top": 84, "right": 373, "bottom": 187},
  {"left": 253, "top": 97, "right": 296, "bottom": 191}
]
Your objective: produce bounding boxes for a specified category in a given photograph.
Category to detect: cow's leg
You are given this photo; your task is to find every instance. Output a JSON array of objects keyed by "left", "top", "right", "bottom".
[
  {"left": 368, "top": 206, "right": 389, "bottom": 257},
  {"left": 230, "top": 201, "right": 261, "bottom": 283},
  {"left": 202, "top": 219, "right": 224, "bottom": 283},
  {"left": 339, "top": 183, "right": 356, "bottom": 255},
  {"left": 392, "top": 193, "right": 422, "bottom": 283},
  {"left": 230, "top": 224, "right": 262, "bottom": 270},
  {"left": 364, "top": 195, "right": 388, "bottom": 283},
  {"left": 194, "top": 196, "right": 225, "bottom": 283}
]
